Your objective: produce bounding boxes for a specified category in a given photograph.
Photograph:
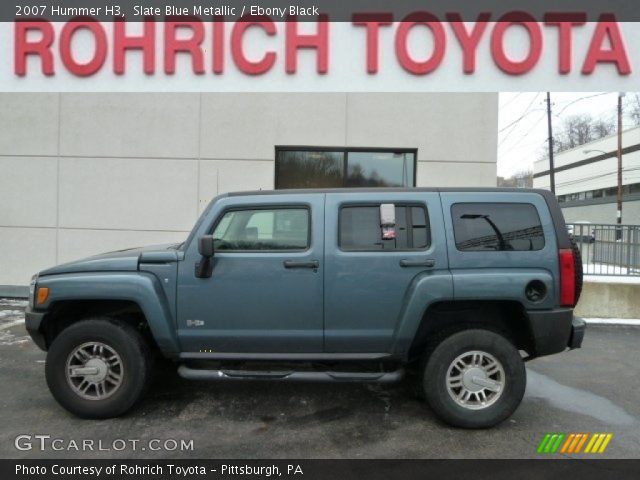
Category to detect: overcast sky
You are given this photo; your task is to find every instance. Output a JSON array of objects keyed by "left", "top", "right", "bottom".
[{"left": 497, "top": 92, "right": 639, "bottom": 178}]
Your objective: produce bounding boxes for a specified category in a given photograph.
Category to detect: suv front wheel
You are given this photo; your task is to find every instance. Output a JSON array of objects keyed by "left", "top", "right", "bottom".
[
  {"left": 45, "top": 318, "right": 153, "bottom": 418},
  {"left": 422, "top": 329, "right": 526, "bottom": 428}
]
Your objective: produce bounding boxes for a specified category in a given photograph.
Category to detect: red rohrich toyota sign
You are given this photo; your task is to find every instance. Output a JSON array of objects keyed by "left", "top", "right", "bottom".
[{"left": 14, "top": 15, "right": 632, "bottom": 77}]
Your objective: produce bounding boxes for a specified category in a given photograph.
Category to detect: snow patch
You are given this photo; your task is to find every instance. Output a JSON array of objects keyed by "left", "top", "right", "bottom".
[
  {"left": 0, "top": 299, "right": 28, "bottom": 307},
  {"left": 582, "top": 263, "right": 636, "bottom": 276},
  {"left": 0, "top": 320, "right": 28, "bottom": 345},
  {"left": 584, "top": 275, "right": 640, "bottom": 284}
]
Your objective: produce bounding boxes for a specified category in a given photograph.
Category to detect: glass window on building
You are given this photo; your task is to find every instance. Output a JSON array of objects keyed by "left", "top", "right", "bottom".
[
  {"left": 346, "top": 151, "right": 414, "bottom": 187},
  {"left": 275, "top": 148, "right": 416, "bottom": 189},
  {"left": 274, "top": 151, "right": 344, "bottom": 189}
]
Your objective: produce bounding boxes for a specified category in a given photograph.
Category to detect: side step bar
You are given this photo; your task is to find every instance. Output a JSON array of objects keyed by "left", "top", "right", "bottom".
[{"left": 178, "top": 365, "right": 404, "bottom": 384}]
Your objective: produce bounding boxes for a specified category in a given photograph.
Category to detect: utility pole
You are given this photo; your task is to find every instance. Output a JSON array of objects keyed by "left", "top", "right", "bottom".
[
  {"left": 617, "top": 93, "right": 625, "bottom": 228},
  {"left": 546, "top": 92, "right": 556, "bottom": 194}
]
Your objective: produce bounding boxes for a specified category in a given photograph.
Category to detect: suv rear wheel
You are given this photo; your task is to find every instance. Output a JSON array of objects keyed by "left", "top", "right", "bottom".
[
  {"left": 45, "top": 318, "right": 153, "bottom": 418},
  {"left": 422, "top": 329, "right": 526, "bottom": 428}
]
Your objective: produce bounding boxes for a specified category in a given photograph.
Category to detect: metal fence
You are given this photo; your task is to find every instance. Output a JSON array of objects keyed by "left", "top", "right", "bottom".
[{"left": 567, "top": 223, "right": 640, "bottom": 276}]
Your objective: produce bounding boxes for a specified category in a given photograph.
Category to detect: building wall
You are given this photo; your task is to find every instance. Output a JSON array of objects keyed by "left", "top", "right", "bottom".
[
  {"left": 533, "top": 126, "right": 640, "bottom": 225},
  {"left": 533, "top": 126, "right": 640, "bottom": 196},
  {"left": 562, "top": 200, "right": 640, "bottom": 224},
  {"left": 0, "top": 93, "right": 498, "bottom": 288}
]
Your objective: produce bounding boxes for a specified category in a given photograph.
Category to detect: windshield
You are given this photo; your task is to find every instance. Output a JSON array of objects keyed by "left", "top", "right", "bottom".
[{"left": 178, "top": 196, "right": 221, "bottom": 251}]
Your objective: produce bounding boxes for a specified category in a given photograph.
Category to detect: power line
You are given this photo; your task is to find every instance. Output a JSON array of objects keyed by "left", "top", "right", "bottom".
[
  {"left": 499, "top": 111, "right": 547, "bottom": 152},
  {"left": 501, "top": 132, "right": 547, "bottom": 156},
  {"left": 498, "top": 93, "right": 543, "bottom": 133},
  {"left": 498, "top": 92, "right": 525, "bottom": 110},
  {"left": 544, "top": 165, "right": 640, "bottom": 188},
  {"left": 499, "top": 92, "right": 640, "bottom": 179},
  {"left": 553, "top": 92, "right": 610, "bottom": 118}
]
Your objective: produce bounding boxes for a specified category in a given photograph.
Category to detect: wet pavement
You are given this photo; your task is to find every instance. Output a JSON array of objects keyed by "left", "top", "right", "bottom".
[{"left": 0, "top": 298, "right": 638, "bottom": 459}]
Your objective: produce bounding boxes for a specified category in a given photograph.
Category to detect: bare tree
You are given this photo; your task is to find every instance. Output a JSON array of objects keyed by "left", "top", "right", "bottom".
[
  {"left": 628, "top": 93, "right": 640, "bottom": 126},
  {"left": 563, "top": 114, "right": 592, "bottom": 149},
  {"left": 553, "top": 113, "right": 615, "bottom": 153},
  {"left": 498, "top": 170, "right": 533, "bottom": 188},
  {"left": 592, "top": 118, "right": 615, "bottom": 138}
]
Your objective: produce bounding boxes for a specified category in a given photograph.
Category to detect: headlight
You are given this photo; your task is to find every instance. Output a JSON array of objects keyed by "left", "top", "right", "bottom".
[{"left": 29, "top": 274, "right": 37, "bottom": 309}]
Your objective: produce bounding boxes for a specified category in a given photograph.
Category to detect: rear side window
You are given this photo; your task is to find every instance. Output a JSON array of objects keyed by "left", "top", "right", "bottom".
[
  {"left": 451, "top": 203, "right": 544, "bottom": 252},
  {"left": 213, "top": 207, "right": 309, "bottom": 251},
  {"left": 340, "top": 205, "right": 429, "bottom": 251}
]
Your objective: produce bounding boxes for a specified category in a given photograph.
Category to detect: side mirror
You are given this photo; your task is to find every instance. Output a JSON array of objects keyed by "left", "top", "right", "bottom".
[
  {"left": 198, "top": 235, "right": 214, "bottom": 258},
  {"left": 195, "top": 236, "right": 214, "bottom": 278}
]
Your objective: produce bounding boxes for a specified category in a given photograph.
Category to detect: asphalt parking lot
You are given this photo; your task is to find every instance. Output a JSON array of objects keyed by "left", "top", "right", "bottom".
[{"left": 0, "top": 298, "right": 638, "bottom": 459}]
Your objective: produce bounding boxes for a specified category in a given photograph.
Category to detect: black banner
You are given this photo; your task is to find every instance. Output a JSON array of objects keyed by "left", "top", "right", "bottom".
[
  {"left": 5, "top": 0, "right": 640, "bottom": 22},
  {"left": 3, "top": 460, "right": 640, "bottom": 480}
]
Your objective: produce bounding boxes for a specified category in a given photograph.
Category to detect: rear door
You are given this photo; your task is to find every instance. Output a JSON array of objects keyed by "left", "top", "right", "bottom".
[{"left": 323, "top": 192, "right": 448, "bottom": 352}]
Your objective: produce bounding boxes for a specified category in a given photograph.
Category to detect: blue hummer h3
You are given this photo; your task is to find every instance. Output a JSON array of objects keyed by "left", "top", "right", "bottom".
[{"left": 25, "top": 188, "right": 585, "bottom": 428}]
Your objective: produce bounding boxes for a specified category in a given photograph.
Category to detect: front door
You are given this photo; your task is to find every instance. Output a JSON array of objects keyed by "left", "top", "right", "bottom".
[{"left": 177, "top": 194, "right": 325, "bottom": 353}]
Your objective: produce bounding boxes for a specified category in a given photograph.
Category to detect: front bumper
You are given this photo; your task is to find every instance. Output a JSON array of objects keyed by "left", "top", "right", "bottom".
[
  {"left": 24, "top": 306, "right": 47, "bottom": 351},
  {"left": 527, "top": 309, "right": 586, "bottom": 357}
]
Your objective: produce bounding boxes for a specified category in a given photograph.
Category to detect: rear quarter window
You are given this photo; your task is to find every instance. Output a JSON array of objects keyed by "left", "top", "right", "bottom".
[{"left": 451, "top": 203, "right": 545, "bottom": 252}]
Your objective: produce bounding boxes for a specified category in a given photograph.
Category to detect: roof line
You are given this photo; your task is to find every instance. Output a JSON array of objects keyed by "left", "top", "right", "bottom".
[
  {"left": 533, "top": 143, "right": 640, "bottom": 178},
  {"left": 227, "top": 187, "right": 549, "bottom": 196}
]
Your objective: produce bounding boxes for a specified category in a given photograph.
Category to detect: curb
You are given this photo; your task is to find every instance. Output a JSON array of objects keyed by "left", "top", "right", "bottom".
[{"left": 583, "top": 318, "right": 640, "bottom": 326}]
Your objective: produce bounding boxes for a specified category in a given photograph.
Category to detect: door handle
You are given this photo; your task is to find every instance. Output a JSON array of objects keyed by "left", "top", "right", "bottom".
[
  {"left": 283, "top": 260, "right": 320, "bottom": 269},
  {"left": 399, "top": 259, "right": 435, "bottom": 268}
]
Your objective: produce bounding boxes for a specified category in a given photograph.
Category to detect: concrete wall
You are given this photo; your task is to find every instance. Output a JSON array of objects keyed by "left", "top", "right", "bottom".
[
  {"left": 575, "top": 280, "right": 640, "bottom": 319},
  {"left": 0, "top": 93, "right": 498, "bottom": 288}
]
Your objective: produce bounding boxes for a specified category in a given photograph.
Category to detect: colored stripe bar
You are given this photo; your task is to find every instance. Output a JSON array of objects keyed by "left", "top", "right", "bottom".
[
  {"left": 584, "top": 433, "right": 599, "bottom": 453},
  {"left": 567, "top": 434, "right": 583, "bottom": 454},
  {"left": 539, "top": 433, "right": 613, "bottom": 455},
  {"left": 537, "top": 434, "right": 552, "bottom": 453},
  {"left": 545, "top": 434, "right": 559, "bottom": 453},
  {"left": 590, "top": 434, "right": 607, "bottom": 453},
  {"left": 598, "top": 434, "right": 613, "bottom": 453},
  {"left": 550, "top": 434, "right": 566, "bottom": 453},
  {"left": 560, "top": 434, "right": 575, "bottom": 453},
  {"left": 574, "top": 433, "right": 589, "bottom": 453}
]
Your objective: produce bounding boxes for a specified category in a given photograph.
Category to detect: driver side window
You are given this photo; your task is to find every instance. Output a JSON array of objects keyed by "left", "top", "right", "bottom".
[{"left": 212, "top": 207, "right": 309, "bottom": 251}]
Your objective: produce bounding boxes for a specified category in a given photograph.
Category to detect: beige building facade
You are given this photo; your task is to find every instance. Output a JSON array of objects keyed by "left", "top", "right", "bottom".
[{"left": 0, "top": 93, "right": 498, "bottom": 291}]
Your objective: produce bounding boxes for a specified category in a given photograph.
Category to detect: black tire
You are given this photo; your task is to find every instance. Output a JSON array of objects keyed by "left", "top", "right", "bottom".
[
  {"left": 569, "top": 235, "right": 584, "bottom": 304},
  {"left": 422, "top": 329, "right": 526, "bottom": 429},
  {"left": 45, "top": 318, "right": 153, "bottom": 419}
]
